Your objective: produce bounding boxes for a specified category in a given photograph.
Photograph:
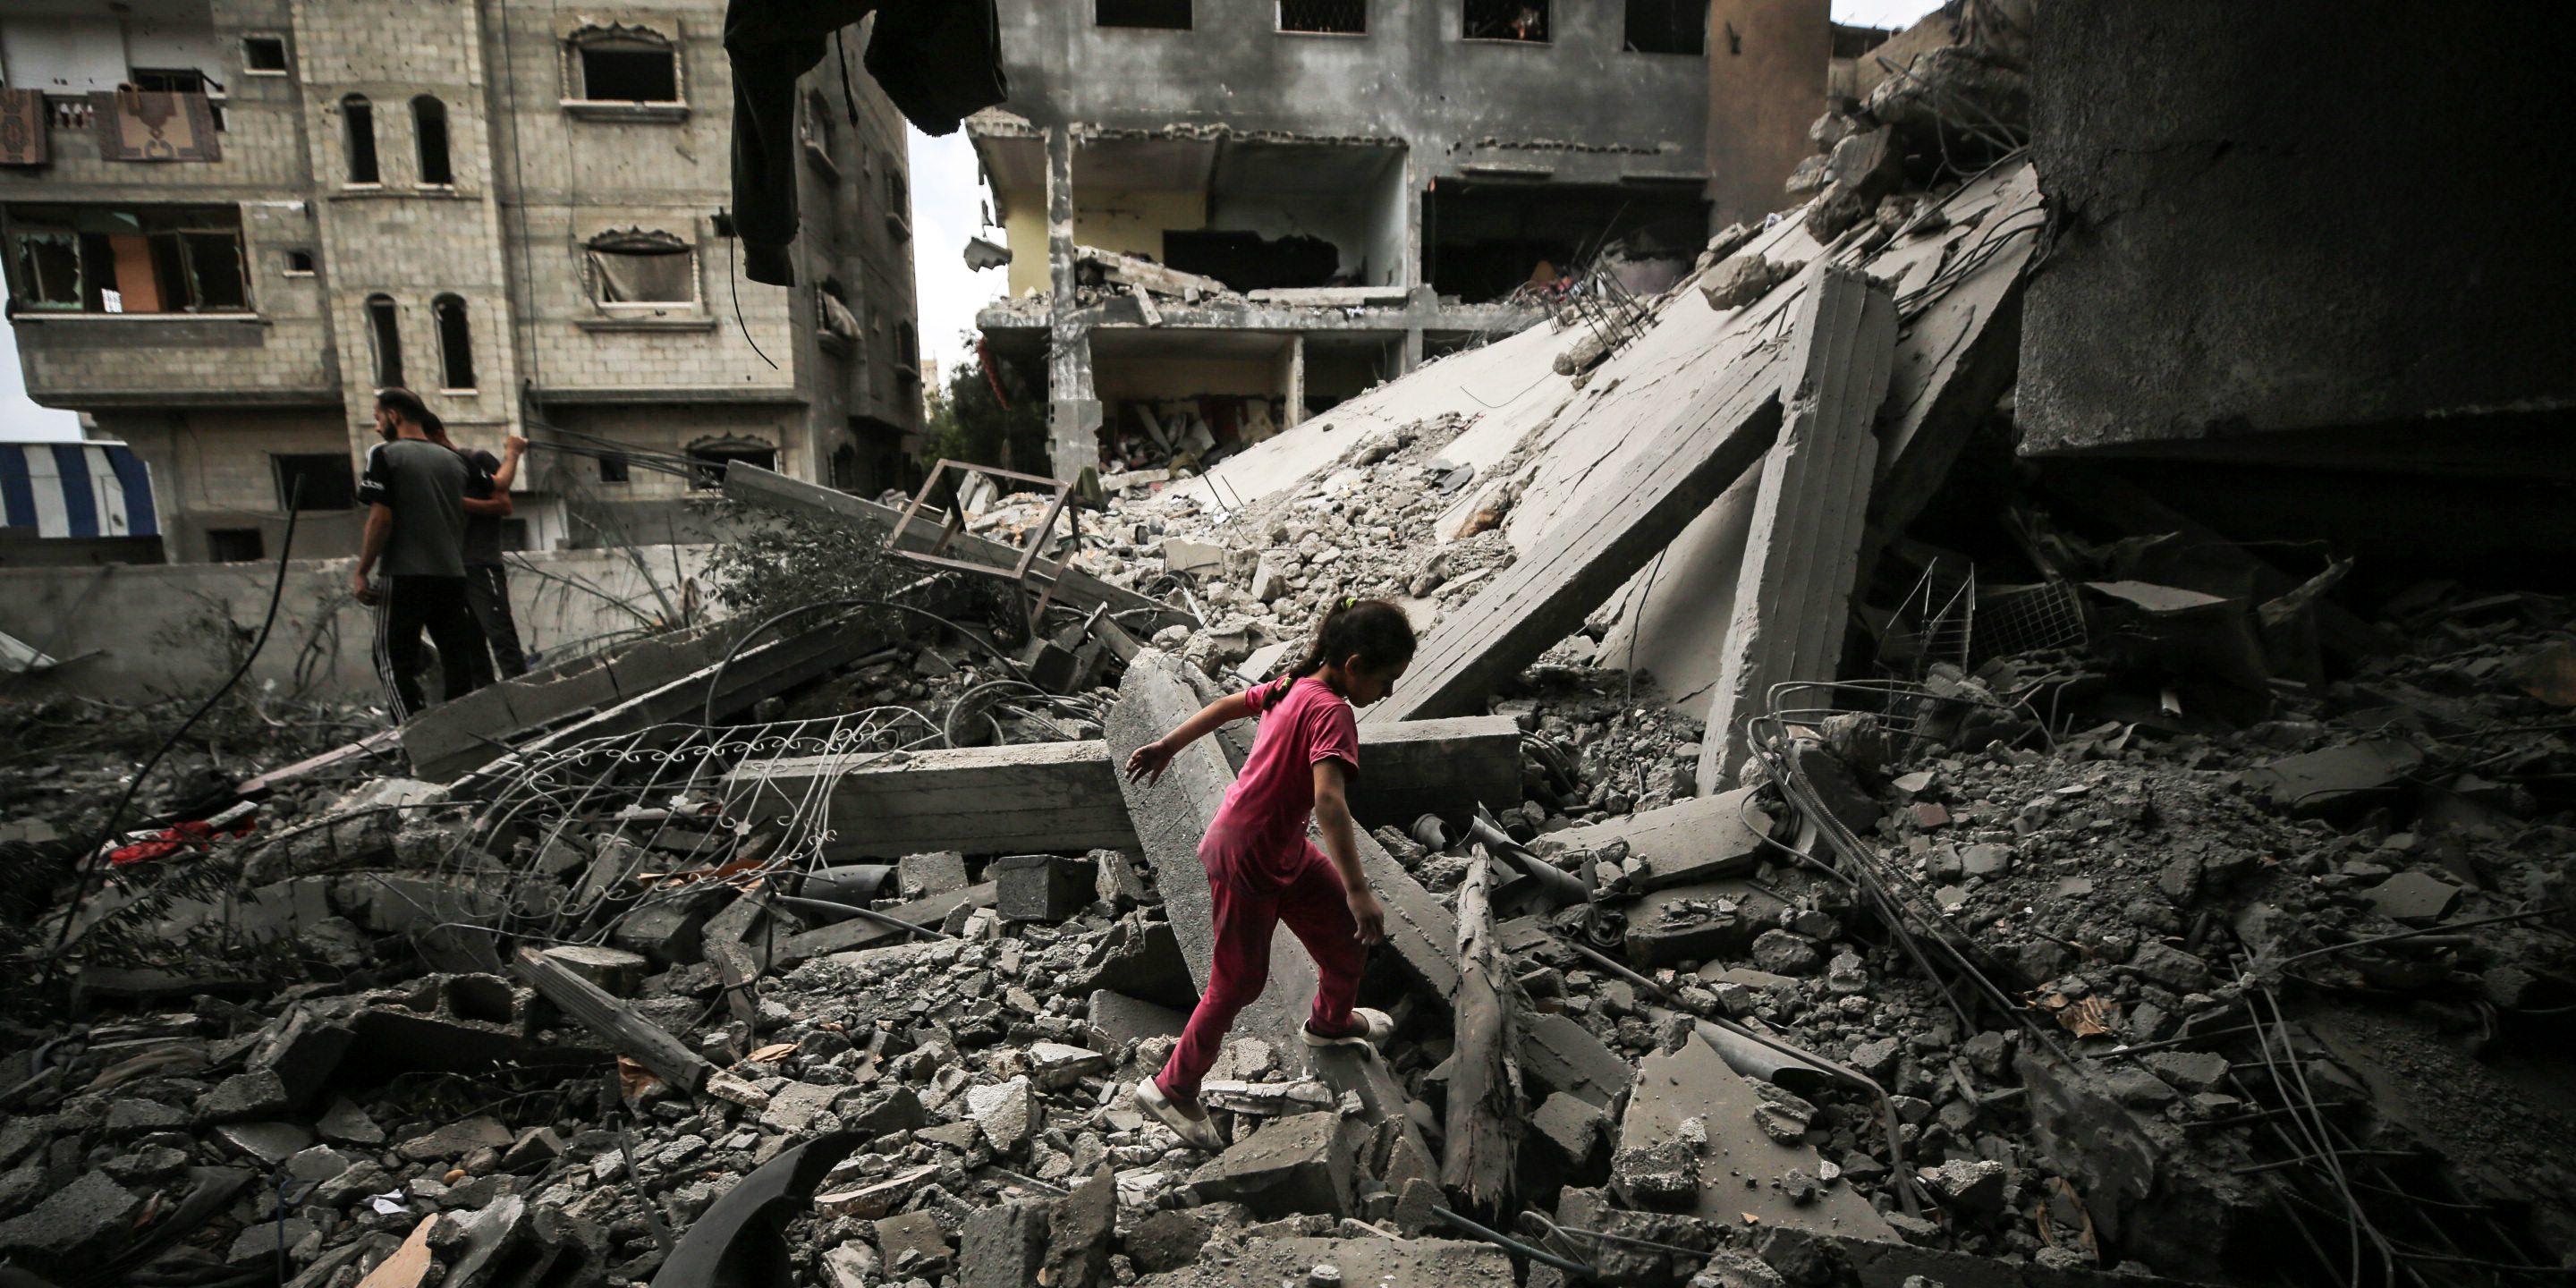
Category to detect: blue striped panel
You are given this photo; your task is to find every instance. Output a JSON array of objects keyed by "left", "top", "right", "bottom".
[
  {"left": 105, "top": 445, "right": 157, "bottom": 537},
  {"left": 49, "top": 444, "right": 98, "bottom": 538},
  {"left": 0, "top": 448, "right": 33, "bottom": 530}
]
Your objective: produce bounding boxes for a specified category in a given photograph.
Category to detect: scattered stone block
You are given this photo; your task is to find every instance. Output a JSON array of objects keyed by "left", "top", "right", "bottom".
[
  {"left": 0, "top": 1171, "right": 138, "bottom": 1258},
  {"left": 1190, "top": 1112, "right": 1362, "bottom": 1219},
  {"left": 961, "top": 1200, "right": 1048, "bottom": 1288},
  {"left": 1027, "top": 1042, "right": 1114, "bottom": 1089},
  {"left": 992, "top": 854, "right": 1098, "bottom": 922},
  {"left": 1125, "top": 1208, "right": 1213, "bottom": 1274},
  {"left": 2367, "top": 870, "right": 2462, "bottom": 923},
  {"left": 1921, "top": 1157, "right": 2007, "bottom": 1216},
  {"left": 1530, "top": 1092, "right": 1608, "bottom": 1174},
  {"left": 318, "top": 1097, "right": 386, "bottom": 1146},
  {"left": 966, "top": 1076, "right": 1039, "bottom": 1152},
  {"left": 2142, "top": 1049, "right": 2231, "bottom": 1093},
  {"left": 398, "top": 1115, "right": 513, "bottom": 1163},
  {"left": 215, "top": 1121, "right": 313, "bottom": 1165},
  {"left": 1042, "top": 1165, "right": 1116, "bottom": 1288},
  {"left": 2242, "top": 740, "right": 2424, "bottom": 815},
  {"left": 899, "top": 851, "right": 971, "bottom": 901},
  {"left": 1086, "top": 989, "right": 1189, "bottom": 1056},
  {"left": 538, "top": 945, "right": 651, "bottom": 997},
  {"left": 874, "top": 1209, "right": 952, "bottom": 1276},
  {"left": 201, "top": 1070, "right": 293, "bottom": 1123},
  {"left": 819, "top": 1165, "right": 943, "bottom": 1222}
]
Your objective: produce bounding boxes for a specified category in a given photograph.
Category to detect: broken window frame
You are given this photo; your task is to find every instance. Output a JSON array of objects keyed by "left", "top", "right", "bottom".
[
  {"left": 1094, "top": 0, "right": 1192, "bottom": 31},
  {"left": 342, "top": 95, "right": 380, "bottom": 184},
  {"left": 1462, "top": 0, "right": 1550, "bottom": 43},
  {"left": 411, "top": 95, "right": 453, "bottom": 186},
  {"left": 366, "top": 292, "right": 402, "bottom": 386},
  {"left": 2, "top": 205, "right": 252, "bottom": 315},
  {"left": 1278, "top": 0, "right": 1367, "bottom": 35},
  {"left": 432, "top": 293, "right": 476, "bottom": 391},
  {"left": 1622, "top": 0, "right": 1704, "bottom": 54},
  {"left": 583, "top": 229, "right": 700, "bottom": 309},
  {"left": 565, "top": 27, "right": 684, "bottom": 107},
  {"left": 684, "top": 437, "right": 776, "bottom": 491}
]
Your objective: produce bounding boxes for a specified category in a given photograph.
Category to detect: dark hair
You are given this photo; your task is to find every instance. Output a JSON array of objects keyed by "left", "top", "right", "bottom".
[
  {"left": 1288, "top": 597, "right": 1416, "bottom": 681},
  {"left": 375, "top": 386, "right": 430, "bottom": 427}
]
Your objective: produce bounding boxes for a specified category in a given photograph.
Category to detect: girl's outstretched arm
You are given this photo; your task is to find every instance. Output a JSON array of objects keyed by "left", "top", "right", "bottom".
[{"left": 1123, "top": 691, "right": 1255, "bottom": 784}]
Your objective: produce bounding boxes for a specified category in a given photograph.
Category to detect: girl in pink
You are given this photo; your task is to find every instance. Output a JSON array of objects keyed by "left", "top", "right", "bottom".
[{"left": 1123, "top": 599, "right": 1418, "bottom": 1149}]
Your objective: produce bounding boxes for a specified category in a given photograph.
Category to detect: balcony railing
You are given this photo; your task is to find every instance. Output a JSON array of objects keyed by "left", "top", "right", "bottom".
[{"left": 43, "top": 91, "right": 226, "bottom": 136}]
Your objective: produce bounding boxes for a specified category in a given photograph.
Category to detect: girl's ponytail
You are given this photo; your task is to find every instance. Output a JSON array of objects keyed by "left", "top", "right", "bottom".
[{"left": 1290, "top": 597, "right": 1417, "bottom": 679}]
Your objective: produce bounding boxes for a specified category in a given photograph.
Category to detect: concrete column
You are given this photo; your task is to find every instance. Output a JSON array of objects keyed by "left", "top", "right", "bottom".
[
  {"left": 1280, "top": 333, "right": 1306, "bottom": 429},
  {"left": 1402, "top": 327, "right": 1425, "bottom": 374},
  {"left": 1044, "top": 125, "right": 1101, "bottom": 480}
]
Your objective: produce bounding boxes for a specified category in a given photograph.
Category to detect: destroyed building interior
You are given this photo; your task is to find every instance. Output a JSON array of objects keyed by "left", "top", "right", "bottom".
[{"left": 3, "top": 2, "right": 2575, "bottom": 1288}]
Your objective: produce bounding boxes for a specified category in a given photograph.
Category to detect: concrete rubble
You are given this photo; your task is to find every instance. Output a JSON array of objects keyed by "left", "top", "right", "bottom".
[{"left": 4, "top": 11, "right": 2573, "bottom": 1285}]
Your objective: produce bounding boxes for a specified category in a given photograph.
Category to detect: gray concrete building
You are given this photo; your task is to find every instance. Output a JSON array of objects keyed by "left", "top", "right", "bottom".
[
  {"left": 1, "top": 0, "right": 924, "bottom": 564},
  {"left": 970, "top": 0, "right": 1737, "bottom": 480}
]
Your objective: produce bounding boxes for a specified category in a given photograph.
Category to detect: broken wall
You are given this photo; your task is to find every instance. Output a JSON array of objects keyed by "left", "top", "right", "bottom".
[
  {"left": 2017, "top": 0, "right": 2576, "bottom": 470},
  {"left": 1703, "top": 0, "right": 1828, "bottom": 226},
  {"left": 0, "top": 542, "right": 713, "bottom": 702}
]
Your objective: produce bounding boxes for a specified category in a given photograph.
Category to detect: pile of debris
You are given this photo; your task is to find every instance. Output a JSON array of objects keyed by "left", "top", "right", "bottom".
[{"left": 8, "top": 30, "right": 2576, "bottom": 1285}]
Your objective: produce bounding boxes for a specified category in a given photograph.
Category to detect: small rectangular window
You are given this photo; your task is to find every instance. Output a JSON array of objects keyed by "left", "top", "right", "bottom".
[
  {"left": 1280, "top": 1, "right": 1365, "bottom": 34},
  {"left": 208, "top": 529, "right": 267, "bottom": 562},
  {"left": 598, "top": 453, "right": 630, "bottom": 483},
  {"left": 1464, "top": 0, "right": 1548, "bottom": 41},
  {"left": 1623, "top": 0, "right": 1703, "bottom": 54},
  {"left": 242, "top": 36, "right": 289, "bottom": 74},
  {"left": 579, "top": 42, "right": 681, "bottom": 102},
  {"left": 1097, "top": 0, "right": 1191, "bottom": 30},
  {"left": 284, "top": 250, "right": 316, "bottom": 275},
  {"left": 274, "top": 453, "right": 358, "bottom": 512}
]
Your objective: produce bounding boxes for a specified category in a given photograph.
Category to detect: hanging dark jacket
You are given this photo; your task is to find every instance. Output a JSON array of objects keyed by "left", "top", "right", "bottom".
[{"left": 724, "top": 0, "right": 1008, "bottom": 285}]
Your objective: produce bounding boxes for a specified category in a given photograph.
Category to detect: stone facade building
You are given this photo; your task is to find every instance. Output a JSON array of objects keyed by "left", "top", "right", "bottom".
[
  {"left": 0, "top": 0, "right": 923, "bottom": 564},
  {"left": 971, "top": 0, "right": 1816, "bottom": 479}
]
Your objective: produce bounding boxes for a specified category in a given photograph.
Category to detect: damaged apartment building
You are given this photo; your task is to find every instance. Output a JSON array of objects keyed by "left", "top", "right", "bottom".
[
  {"left": 970, "top": 0, "right": 1820, "bottom": 480},
  {"left": 0, "top": 0, "right": 926, "bottom": 565}
]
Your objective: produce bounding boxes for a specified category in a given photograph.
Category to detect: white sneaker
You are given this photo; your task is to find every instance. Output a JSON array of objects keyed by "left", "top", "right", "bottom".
[
  {"left": 1300, "top": 1007, "right": 1394, "bottom": 1049},
  {"left": 1134, "top": 1077, "right": 1225, "bottom": 1151}
]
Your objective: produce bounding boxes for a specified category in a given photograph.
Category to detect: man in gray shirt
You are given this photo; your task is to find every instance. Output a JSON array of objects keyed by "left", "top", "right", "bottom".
[
  {"left": 352, "top": 387, "right": 495, "bottom": 720},
  {"left": 426, "top": 416, "right": 531, "bottom": 678}
]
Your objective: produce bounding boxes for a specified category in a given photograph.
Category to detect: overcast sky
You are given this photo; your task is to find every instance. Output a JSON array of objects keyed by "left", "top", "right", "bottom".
[{"left": 2, "top": 0, "right": 1940, "bottom": 443}]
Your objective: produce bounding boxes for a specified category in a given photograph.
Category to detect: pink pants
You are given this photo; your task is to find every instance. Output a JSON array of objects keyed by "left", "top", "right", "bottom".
[{"left": 1157, "top": 826, "right": 1366, "bottom": 1100}]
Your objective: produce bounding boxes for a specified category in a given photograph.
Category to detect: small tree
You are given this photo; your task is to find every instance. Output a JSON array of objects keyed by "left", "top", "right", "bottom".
[{"left": 922, "top": 339, "right": 1048, "bottom": 472}]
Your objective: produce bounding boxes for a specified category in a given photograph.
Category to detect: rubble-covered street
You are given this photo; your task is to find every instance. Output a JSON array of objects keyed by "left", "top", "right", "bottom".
[{"left": 5, "top": 1, "right": 2575, "bottom": 1287}]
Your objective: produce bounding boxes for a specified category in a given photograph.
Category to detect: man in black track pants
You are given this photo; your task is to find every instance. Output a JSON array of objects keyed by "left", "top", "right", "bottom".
[
  {"left": 352, "top": 387, "right": 494, "bottom": 720},
  {"left": 426, "top": 415, "right": 531, "bottom": 678}
]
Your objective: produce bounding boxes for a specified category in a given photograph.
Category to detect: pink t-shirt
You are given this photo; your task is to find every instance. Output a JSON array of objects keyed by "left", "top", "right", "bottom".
[{"left": 1211, "top": 675, "right": 1361, "bottom": 865}]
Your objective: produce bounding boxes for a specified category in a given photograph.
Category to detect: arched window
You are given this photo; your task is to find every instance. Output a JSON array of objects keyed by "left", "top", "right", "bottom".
[
  {"left": 411, "top": 96, "right": 452, "bottom": 185},
  {"left": 432, "top": 294, "right": 474, "bottom": 390},
  {"left": 343, "top": 95, "right": 379, "bottom": 183},
  {"left": 366, "top": 293, "right": 402, "bottom": 386}
]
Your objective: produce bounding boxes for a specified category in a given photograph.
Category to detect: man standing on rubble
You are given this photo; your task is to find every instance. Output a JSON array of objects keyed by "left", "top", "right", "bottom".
[
  {"left": 425, "top": 416, "right": 533, "bottom": 678},
  {"left": 352, "top": 388, "right": 496, "bottom": 720}
]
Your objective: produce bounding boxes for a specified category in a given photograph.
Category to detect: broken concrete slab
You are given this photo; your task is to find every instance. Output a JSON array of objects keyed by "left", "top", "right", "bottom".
[
  {"left": 1134, "top": 1236, "right": 1513, "bottom": 1288},
  {"left": 775, "top": 884, "right": 996, "bottom": 967},
  {"left": 1367, "top": 336, "right": 1792, "bottom": 724},
  {"left": 2241, "top": 739, "right": 2424, "bottom": 815},
  {"left": 538, "top": 945, "right": 651, "bottom": 997},
  {"left": 1041, "top": 1165, "right": 1117, "bottom": 1288},
  {"left": 1699, "top": 267, "right": 1901, "bottom": 790},
  {"left": 2365, "top": 869, "right": 2462, "bottom": 923},
  {"left": 898, "top": 850, "right": 970, "bottom": 900},
  {"left": 961, "top": 1200, "right": 1049, "bottom": 1288},
  {"left": 874, "top": 1209, "right": 953, "bottom": 1276},
  {"left": 1615, "top": 1031, "right": 1894, "bottom": 1241},
  {"left": 724, "top": 717, "right": 1519, "bottom": 859},
  {"left": 1188, "top": 1112, "right": 1364, "bottom": 1219},
  {"left": 1546, "top": 787, "right": 1776, "bottom": 890},
  {"left": 0, "top": 1169, "right": 139, "bottom": 1259},
  {"left": 1086, "top": 988, "right": 1189, "bottom": 1055}
]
